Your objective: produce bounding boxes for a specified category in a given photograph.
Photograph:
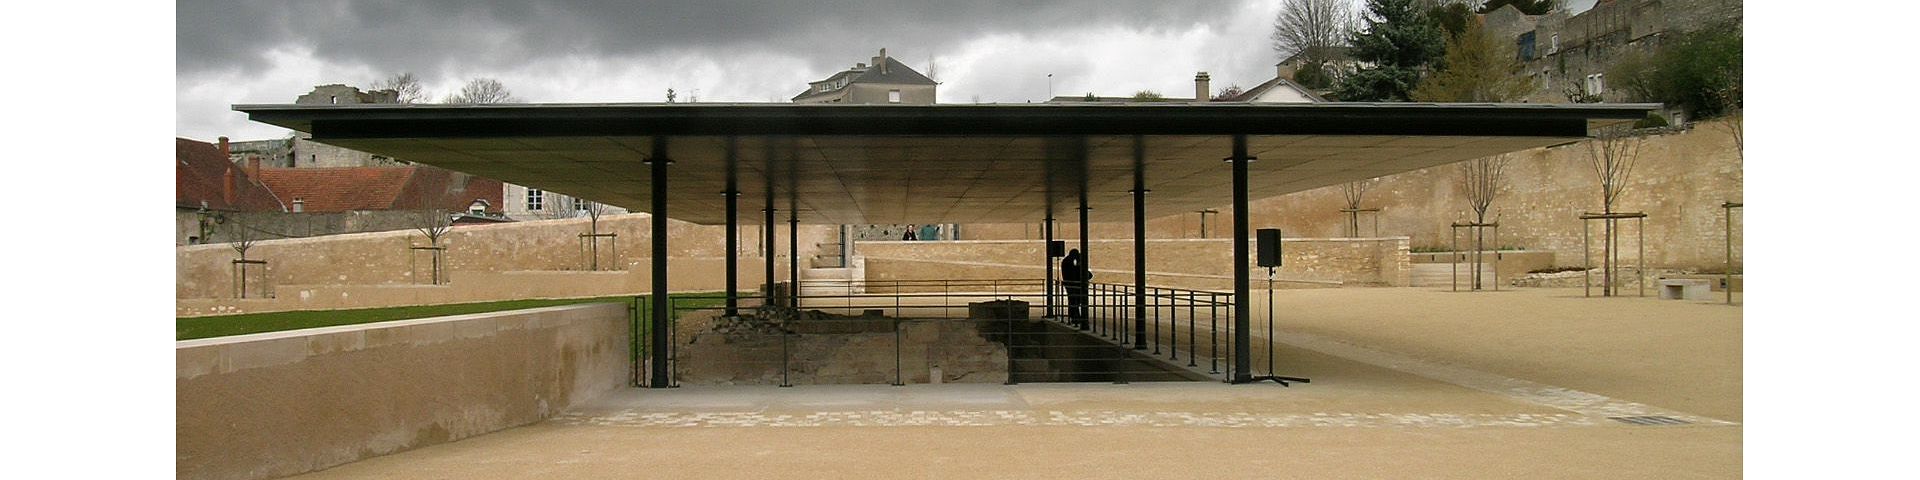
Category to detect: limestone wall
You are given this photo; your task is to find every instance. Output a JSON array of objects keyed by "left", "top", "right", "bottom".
[
  {"left": 178, "top": 213, "right": 838, "bottom": 301},
  {"left": 951, "top": 120, "right": 1740, "bottom": 271},
  {"left": 857, "top": 237, "right": 1410, "bottom": 290},
  {"left": 175, "top": 303, "right": 630, "bottom": 480}
]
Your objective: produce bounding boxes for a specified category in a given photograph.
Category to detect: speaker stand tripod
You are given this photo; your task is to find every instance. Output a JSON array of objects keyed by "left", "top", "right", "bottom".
[{"left": 1235, "top": 266, "right": 1312, "bottom": 386}]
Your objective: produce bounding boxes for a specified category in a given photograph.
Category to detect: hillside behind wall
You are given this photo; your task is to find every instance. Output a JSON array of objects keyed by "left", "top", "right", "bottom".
[{"left": 959, "top": 119, "right": 1742, "bottom": 271}]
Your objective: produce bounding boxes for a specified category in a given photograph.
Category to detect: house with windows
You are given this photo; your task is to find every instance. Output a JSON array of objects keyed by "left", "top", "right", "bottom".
[
  {"left": 791, "top": 48, "right": 936, "bottom": 105},
  {"left": 1483, "top": 0, "right": 1743, "bottom": 107},
  {"left": 503, "top": 184, "right": 628, "bottom": 221}
]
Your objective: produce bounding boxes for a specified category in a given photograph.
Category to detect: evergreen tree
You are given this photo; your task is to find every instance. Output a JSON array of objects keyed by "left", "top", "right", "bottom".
[
  {"left": 1412, "top": 19, "right": 1535, "bottom": 102},
  {"left": 1333, "top": 0, "right": 1445, "bottom": 101}
]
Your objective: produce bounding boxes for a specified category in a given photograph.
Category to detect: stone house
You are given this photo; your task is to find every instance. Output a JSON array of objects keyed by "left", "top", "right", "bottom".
[
  {"left": 791, "top": 48, "right": 937, "bottom": 104},
  {"left": 1485, "top": 0, "right": 1743, "bottom": 110}
]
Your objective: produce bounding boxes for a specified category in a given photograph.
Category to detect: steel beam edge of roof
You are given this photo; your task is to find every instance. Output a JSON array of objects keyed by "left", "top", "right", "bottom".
[{"left": 233, "top": 102, "right": 1659, "bottom": 139}]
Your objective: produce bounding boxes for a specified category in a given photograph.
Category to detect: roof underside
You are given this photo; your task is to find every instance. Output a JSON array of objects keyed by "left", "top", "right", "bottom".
[{"left": 235, "top": 102, "right": 1654, "bottom": 225}]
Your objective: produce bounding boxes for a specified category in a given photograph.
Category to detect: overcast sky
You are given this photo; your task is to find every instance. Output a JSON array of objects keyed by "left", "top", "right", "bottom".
[
  {"left": 177, "top": 0, "right": 1319, "bottom": 140},
  {"left": 176, "top": 1, "right": 1604, "bottom": 142}
]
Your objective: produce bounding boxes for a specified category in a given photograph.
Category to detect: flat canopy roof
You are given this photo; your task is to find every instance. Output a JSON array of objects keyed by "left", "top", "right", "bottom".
[{"left": 236, "top": 102, "right": 1655, "bottom": 225}]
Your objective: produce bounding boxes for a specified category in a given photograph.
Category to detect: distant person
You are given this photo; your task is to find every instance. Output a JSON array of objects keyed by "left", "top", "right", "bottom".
[
  {"left": 920, "top": 224, "right": 941, "bottom": 241},
  {"left": 1062, "top": 248, "right": 1091, "bottom": 329},
  {"left": 903, "top": 224, "right": 918, "bottom": 241}
]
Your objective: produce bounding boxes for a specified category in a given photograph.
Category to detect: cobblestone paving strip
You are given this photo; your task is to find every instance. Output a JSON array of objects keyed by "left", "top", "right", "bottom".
[{"left": 553, "top": 410, "right": 1604, "bottom": 429}]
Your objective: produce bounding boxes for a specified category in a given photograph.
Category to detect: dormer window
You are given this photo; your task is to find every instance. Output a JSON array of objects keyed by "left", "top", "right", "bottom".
[{"left": 468, "top": 199, "right": 488, "bottom": 215}]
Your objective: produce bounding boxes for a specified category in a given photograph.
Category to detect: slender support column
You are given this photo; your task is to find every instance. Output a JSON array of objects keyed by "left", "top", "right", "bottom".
[
  {"left": 764, "top": 207, "right": 776, "bottom": 305},
  {"left": 648, "top": 137, "right": 671, "bottom": 388},
  {"left": 789, "top": 215, "right": 799, "bottom": 310},
  {"left": 1229, "top": 134, "right": 1254, "bottom": 383},
  {"left": 1131, "top": 136, "right": 1148, "bottom": 350},
  {"left": 1044, "top": 216, "right": 1055, "bottom": 319},
  {"left": 723, "top": 140, "right": 739, "bottom": 318},
  {"left": 1077, "top": 137, "right": 1092, "bottom": 330}
]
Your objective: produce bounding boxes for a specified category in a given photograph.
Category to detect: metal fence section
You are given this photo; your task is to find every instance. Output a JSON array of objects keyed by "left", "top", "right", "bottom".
[{"left": 636, "top": 278, "right": 1241, "bottom": 386}]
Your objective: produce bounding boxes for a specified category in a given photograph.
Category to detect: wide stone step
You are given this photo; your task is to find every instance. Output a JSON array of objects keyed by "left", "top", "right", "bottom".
[{"left": 1410, "top": 263, "right": 1497, "bottom": 288}]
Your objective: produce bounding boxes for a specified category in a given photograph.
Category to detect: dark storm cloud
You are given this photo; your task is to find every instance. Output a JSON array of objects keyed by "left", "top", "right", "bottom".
[{"left": 179, "top": 0, "right": 1232, "bottom": 76}]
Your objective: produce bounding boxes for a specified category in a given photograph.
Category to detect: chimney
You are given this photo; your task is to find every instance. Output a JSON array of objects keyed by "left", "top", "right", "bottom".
[
  {"left": 218, "top": 136, "right": 230, "bottom": 159},
  {"left": 246, "top": 155, "right": 262, "bottom": 179},
  {"left": 1277, "top": 62, "right": 1286, "bottom": 79},
  {"left": 222, "top": 166, "right": 237, "bottom": 207},
  {"left": 875, "top": 48, "right": 888, "bottom": 74},
  {"left": 1195, "top": 72, "right": 1211, "bottom": 102}
]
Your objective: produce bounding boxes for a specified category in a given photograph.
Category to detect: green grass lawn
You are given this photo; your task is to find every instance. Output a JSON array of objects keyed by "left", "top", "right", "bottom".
[{"left": 177, "top": 293, "right": 731, "bottom": 341}]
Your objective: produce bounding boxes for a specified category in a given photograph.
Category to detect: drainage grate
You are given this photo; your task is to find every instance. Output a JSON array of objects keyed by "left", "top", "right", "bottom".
[{"left": 1608, "top": 415, "right": 1691, "bottom": 426}]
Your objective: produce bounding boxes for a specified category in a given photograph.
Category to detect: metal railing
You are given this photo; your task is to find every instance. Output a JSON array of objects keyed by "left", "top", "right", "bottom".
[{"left": 631, "top": 278, "right": 1240, "bottom": 387}]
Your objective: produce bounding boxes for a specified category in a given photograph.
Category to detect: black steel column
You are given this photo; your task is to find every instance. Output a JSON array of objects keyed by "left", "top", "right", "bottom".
[
  {"left": 788, "top": 214, "right": 799, "bottom": 311},
  {"left": 648, "top": 137, "right": 671, "bottom": 388},
  {"left": 1044, "top": 215, "right": 1054, "bottom": 318},
  {"left": 1229, "top": 134, "right": 1254, "bottom": 383},
  {"left": 723, "top": 139, "right": 739, "bottom": 318},
  {"left": 1078, "top": 190, "right": 1090, "bottom": 331},
  {"left": 1132, "top": 136, "right": 1148, "bottom": 350},
  {"left": 764, "top": 207, "right": 776, "bottom": 304}
]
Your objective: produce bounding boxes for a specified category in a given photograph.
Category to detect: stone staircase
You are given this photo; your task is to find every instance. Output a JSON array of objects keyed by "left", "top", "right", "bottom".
[
  {"left": 1410, "top": 263, "right": 1498, "bottom": 288},
  {"left": 799, "top": 266, "right": 859, "bottom": 296}
]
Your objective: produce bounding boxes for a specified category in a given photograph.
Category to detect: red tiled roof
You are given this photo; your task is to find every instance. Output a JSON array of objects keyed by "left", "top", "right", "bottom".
[
  {"left": 176, "top": 138, "right": 284, "bottom": 212},
  {"left": 255, "top": 165, "right": 504, "bottom": 214}
]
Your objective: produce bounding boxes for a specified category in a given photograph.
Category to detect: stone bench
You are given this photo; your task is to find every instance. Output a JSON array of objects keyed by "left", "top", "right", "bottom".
[{"left": 1658, "top": 279, "right": 1714, "bottom": 301}]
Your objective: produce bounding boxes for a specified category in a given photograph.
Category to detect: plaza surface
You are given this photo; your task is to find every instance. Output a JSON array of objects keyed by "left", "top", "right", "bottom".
[{"left": 289, "top": 287, "right": 1740, "bottom": 479}]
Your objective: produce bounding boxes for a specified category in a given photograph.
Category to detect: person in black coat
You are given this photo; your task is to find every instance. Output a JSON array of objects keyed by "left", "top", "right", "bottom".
[{"left": 1061, "top": 249, "right": 1092, "bottom": 328}]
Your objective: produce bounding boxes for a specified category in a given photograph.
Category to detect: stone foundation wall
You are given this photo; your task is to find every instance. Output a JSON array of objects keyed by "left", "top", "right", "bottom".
[
  {"left": 676, "top": 312, "right": 1008, "bottom": 385},
  {"left": 175, "top": 303, "right": 629, "bottom": 480},
  {"left": 857, "top": 237, "right": 1410, "bottom": 290}
]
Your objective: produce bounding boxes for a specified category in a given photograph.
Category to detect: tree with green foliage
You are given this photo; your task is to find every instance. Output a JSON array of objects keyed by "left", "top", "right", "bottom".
[
  {"left": 1412, "top": 19, "right": 1535, "bottom": 102},
  {"left": 1130, "top": 90, "right": 1165, "bottom": 102},
  {"left": 1428, "top": 1, "right": 1476, "bottom": 38},
  {"left": 1334, "top": 0, "right": 1446, "bottom": 101},
  {"left": 1607, "top": 22, "right": 1742, "bottom": 118}
]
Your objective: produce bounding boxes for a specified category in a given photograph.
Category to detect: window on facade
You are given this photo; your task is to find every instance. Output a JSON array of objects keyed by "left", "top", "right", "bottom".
[
  {"left": 527, "top": 188, "right": 544, "bottom": 211},
  {"left": 1584, "top": 74, "right": 1607, "bottom": 95},
  {"left": 888, "top": 90, "right": 901, "bottom": 103},
  {"left": 572, "top": 197, "right": 588, "bottom": 213},
  {"left": 1551, "top": 34, "right": 1559, "bottom": 53}
]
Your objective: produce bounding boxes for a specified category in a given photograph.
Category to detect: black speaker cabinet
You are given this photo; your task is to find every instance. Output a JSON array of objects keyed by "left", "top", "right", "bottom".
[
  {"left": 1048, "top": 240, "right": 1066, "bottom": 257},
  {"left": 1257, "top": 228, "right": 1282, "bottom": 267}
]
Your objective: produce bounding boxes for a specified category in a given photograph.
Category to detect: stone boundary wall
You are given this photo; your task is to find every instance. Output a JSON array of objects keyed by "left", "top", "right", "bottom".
[
  {"left": 955, "top": 120, "right": 1741, "bottom": 271},
  {"left": 178, "top": 213, "right": 835, "bottom": 300},
  {"left": 857, "top": 237, "right": 1410, "bottom": 290},
  {"left": 176, "top": 303, "right": 630, "bottom": 480},
  {"left": 177, "top": 259, "right": 786, "bottom": 317}
]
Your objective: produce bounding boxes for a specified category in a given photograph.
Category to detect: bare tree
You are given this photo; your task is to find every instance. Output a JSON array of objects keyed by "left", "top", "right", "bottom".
[
  {"left": 1462, "top": 155, "right": 1510, "bottom": 225},
  {"left": 444, "top": 78, "right": 517, "bottom": 104},
  {"left": 411, "top": 195, "right": 454, "bottom": 284},
  {"left": 578, "top": 200, "right": 616, "bottom": 270},
  {"left": 1713, "top": 72, "right": 1743, "bottom": 160},
  {"left": 1271, "top": 0, "right": 1355, "bottom": 66},
  {"left": 371, "top": 72, "right": 426, "bottom": 103},
  {"left": 228, "top": 219, "right": 261, "bottom": 298},
  {"left": 1585, "top": 126, "right": 1644, "bottom": 296},
  {"left": 1339, "top": 179, "right": 1376, "bottom": 237},
  {"left": 1458, "top": 155, "right": 1509, "bottom": 290}
]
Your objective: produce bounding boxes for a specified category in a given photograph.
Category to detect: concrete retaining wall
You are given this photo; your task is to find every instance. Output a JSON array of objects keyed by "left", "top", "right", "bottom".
[{"left": 175, "top": 303, "right": 631, "bottom": 480}]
